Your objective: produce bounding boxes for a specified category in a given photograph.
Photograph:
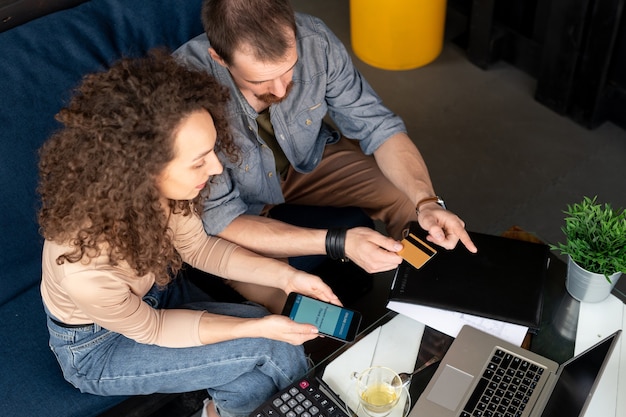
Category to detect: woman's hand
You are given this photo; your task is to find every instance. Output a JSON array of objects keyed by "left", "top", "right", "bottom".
[
  {"left": 198, "top": 312, "right": 320, "bottom": 345},
  {"left": 282, "top": 271, "right": 342, "bottom": 306},
  {"left": 257, "top": 315, "right": 321, "bottom": 345}
]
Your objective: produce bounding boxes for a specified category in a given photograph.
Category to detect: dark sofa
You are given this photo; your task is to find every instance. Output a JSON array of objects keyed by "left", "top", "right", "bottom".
[
  {"left": 0, "top": 1, "right": 206, "bottom": 416},
  {"left": 0, "top": 1, "right": 375, "bottom": 416}
]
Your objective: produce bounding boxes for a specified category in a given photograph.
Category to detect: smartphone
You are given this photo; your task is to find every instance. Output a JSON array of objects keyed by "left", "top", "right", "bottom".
[{"left": 281, "top": 293, "right": 362, "bottom": 342}]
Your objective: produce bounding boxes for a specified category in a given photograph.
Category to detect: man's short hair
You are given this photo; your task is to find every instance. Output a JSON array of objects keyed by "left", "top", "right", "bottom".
[{"left": 201, "top": 0, "right": 297, "bottom": 66}]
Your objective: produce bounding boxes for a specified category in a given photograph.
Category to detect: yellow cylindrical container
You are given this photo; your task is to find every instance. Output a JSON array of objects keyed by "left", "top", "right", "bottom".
[{"left": 350, "top": 0, "right": 447, "bottom": 70}]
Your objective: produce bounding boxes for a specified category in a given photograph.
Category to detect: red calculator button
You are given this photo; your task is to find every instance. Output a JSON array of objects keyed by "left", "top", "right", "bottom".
[{"left": 299, "top": 380, "right": 310, "bottom": 389}]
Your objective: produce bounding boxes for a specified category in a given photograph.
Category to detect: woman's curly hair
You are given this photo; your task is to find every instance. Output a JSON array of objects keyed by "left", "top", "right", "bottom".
[{"left": 38, "top": 49, "right": 239, "bottom": 285}]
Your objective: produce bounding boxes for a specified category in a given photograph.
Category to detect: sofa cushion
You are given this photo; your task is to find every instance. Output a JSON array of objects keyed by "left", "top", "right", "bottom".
[
  {"left": 0, "top": 287, "right": 129, "bottom": 416},
  {"left": 0, "top": 0, "right": 204, "bottom": 306}
]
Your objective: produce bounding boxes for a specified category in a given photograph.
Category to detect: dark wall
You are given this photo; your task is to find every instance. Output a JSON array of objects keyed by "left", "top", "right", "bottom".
[
  {"left": 448, "top": 0, "right": 626, "bottom": 130},
  {"left": 611, "top": 19, "right": 626, "bottom": 90}
]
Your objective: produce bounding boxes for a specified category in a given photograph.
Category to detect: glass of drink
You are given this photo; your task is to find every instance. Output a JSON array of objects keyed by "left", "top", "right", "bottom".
[{"left": 354, "top": 366, "right": 403, "bottom": 417}]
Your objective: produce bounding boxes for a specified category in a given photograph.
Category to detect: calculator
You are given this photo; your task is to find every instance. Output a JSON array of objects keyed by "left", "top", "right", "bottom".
[{"left": 249, "top": 376, "right": 351, "bottom": 417}]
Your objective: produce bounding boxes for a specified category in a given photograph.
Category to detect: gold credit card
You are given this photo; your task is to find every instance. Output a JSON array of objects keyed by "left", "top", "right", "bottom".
[{"left": 398, "top": 232, "right": 437, "bottom": 269}]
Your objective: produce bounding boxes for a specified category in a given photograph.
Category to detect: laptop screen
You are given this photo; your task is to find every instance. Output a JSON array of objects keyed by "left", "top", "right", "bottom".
[{"left": 540, "top": 334, "right": 615, "bottom": 417}]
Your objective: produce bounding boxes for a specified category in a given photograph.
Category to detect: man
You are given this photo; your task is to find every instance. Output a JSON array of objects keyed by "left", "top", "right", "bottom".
[{"left": 174, "top": 0, "right": 477, "bottom": 275}]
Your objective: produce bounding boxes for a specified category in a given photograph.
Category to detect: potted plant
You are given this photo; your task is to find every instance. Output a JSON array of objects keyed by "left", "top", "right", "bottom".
[{"left": 551, "top": 196, "right": 626, "bottom": 302}]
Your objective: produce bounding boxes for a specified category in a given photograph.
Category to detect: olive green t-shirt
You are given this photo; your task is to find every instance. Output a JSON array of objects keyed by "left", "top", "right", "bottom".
[{"left": 257, "top": 109, "right": 290, "bottom": 179}]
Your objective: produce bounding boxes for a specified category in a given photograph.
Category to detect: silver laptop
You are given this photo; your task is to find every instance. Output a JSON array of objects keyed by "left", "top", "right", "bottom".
[{"left": 410, "top": 325, "right": 621, "bottom": 417}]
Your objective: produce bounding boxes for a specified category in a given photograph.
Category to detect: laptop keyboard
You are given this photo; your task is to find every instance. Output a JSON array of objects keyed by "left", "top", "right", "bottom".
[{"left": 460, "top": 348, "right": 546, "bottom": 417}]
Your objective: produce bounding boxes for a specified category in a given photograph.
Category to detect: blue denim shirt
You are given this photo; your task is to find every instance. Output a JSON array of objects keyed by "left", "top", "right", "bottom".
[{"left": 174, "top": 13, "right": 407, "bottom": 235}]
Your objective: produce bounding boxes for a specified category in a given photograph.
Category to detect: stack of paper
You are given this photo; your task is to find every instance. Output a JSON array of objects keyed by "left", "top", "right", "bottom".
[{"left": 386, "top": 300, "right": 529, "bottom": 345}]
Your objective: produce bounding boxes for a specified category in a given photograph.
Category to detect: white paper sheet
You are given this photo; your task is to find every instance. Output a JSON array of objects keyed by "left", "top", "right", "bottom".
[
  {"left": 386, "top": 300, "right": 529, "bottom": 345},
  {"left": 322, "top": 314, "right": 425, "bottom": 417}
]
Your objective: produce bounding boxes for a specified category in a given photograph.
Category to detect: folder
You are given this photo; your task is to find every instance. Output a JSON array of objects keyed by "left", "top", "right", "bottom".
[{"left": 388, "top": 223, "right": 550, "bottom": 331}]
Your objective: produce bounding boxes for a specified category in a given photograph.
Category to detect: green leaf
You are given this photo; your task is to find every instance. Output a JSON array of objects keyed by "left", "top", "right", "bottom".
[{"left": 552, "top": 196, "right": 626, "bottom": 277}]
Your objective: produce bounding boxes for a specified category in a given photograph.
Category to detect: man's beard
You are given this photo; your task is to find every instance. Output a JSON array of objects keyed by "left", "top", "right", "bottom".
[{"left": 256, "top": 81, "right": 294, "bottom": 104}]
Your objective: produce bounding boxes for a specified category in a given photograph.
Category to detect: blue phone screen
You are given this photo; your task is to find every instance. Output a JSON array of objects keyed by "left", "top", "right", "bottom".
[{"left": 289, "top": 294, "right": 354, "bottom": 339}]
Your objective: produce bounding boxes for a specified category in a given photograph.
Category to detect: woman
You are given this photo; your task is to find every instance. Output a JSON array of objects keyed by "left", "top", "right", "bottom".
[{"left": 37, "top": 50, "right": 340, "bottom": 417}]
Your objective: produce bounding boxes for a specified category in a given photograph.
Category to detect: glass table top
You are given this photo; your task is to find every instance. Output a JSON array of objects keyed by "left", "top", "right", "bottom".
[{"left": 304, "top": 253, "right": 583, "bottom": 411}]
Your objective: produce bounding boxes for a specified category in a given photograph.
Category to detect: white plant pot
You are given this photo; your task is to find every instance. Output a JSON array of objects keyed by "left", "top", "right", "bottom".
[{"left": 565, "top": 256, "right": 622, "bottom": 303}]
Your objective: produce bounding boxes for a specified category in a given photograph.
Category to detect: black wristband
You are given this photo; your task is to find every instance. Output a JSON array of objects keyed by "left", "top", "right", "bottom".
[{"left": 325, "top": 228, "right": 348, "bottom": 261}]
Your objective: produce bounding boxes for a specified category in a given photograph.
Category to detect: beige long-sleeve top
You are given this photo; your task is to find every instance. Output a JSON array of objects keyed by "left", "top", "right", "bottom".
[{"left": 41, "top": 211, "right": 240, "bottom": 348}]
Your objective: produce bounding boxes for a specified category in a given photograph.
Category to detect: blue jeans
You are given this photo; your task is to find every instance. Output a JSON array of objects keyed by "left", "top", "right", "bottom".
[{"left": 45, "top": 277, "right": 308, "bottom": 417}]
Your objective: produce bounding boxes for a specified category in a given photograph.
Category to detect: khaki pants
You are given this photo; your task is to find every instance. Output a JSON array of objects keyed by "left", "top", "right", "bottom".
[{"left": 280, "top": 137, "right": 417, "bottom": 239}]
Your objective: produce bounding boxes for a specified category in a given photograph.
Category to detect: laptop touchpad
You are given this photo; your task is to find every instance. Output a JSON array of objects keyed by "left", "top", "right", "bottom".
[{"left": 426, "top": 364, "right": 474, "bottom": 411}]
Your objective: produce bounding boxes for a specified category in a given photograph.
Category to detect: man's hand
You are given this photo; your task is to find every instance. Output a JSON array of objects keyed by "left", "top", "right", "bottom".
[
  {"left": 344, "top": 227, "right": 404, "bottom": 273},
  {"left": 417, "top": 205, "right": 477, "bottom": 253}
]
